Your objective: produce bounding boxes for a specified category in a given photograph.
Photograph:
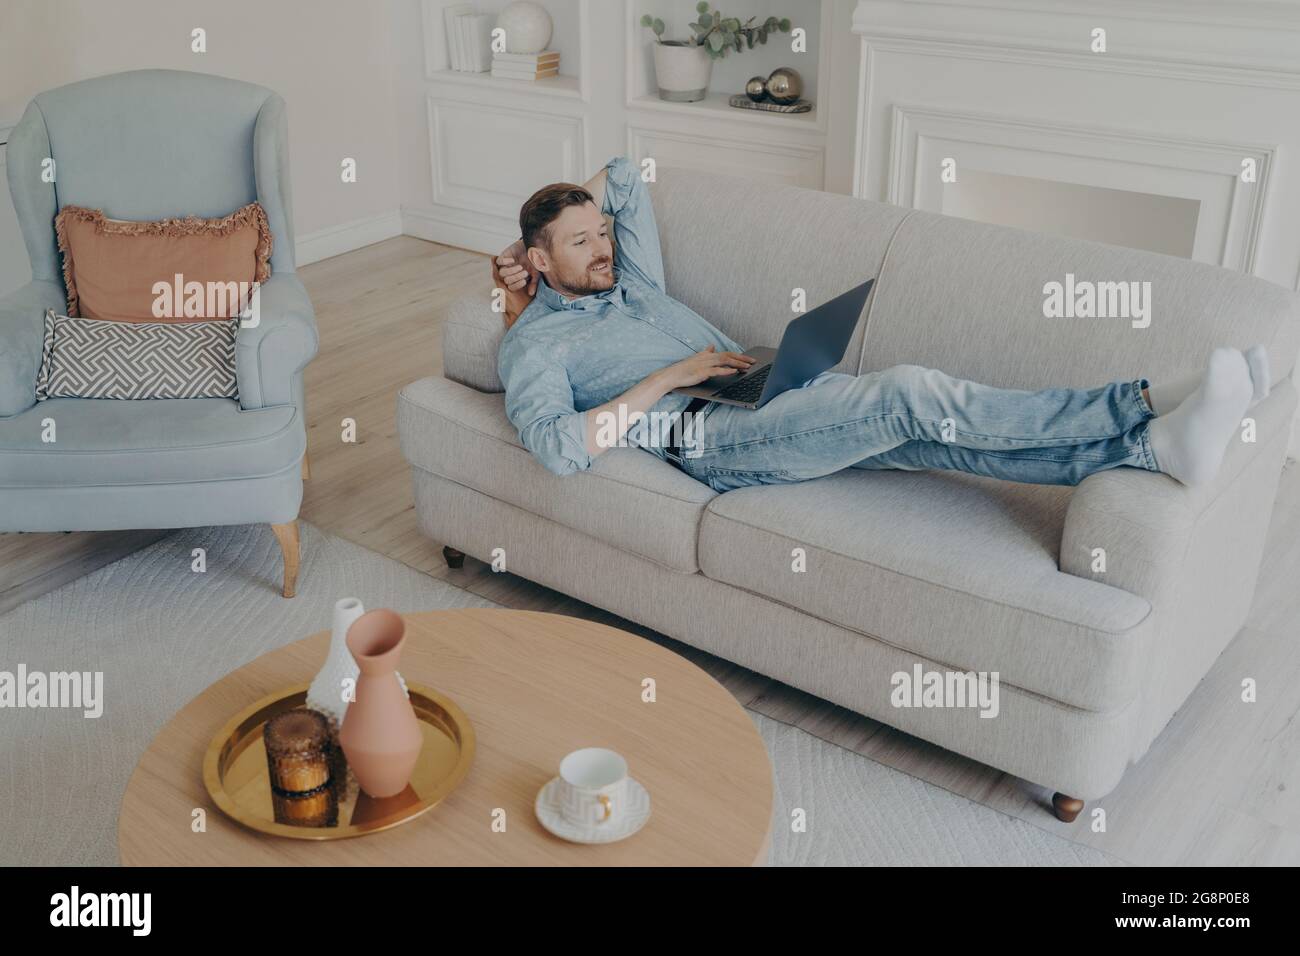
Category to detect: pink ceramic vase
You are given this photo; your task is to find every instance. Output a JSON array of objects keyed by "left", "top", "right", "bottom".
[{"left": 338, "top": 609, "right": 423, "bottom": 798}]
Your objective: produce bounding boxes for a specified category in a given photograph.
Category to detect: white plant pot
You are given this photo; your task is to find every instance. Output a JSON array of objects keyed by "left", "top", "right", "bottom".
[{"left": 652, "top": 42, "right": 712, "bottom": 102}]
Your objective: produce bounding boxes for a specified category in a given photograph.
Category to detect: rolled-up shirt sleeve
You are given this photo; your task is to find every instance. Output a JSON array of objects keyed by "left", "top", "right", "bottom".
[
  {"left": 498, "top": 333, "right": 592, "bottom": 478},
  {"left": 601, "top": 155, "right": 666, "bottom": 294}
]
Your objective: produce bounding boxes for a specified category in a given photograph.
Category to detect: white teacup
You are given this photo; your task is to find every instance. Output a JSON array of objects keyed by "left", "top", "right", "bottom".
[{"left": 557, "top": 748, "right": 628, "bottom": 827}]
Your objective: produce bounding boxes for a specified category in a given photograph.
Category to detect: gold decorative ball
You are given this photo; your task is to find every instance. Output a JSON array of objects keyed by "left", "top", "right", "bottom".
[
  {"left": 766, "top": 67, "right": 803, "bottom": 105},
  {"left": 745, "top": 76, "right": 768, "bottom": 101}
]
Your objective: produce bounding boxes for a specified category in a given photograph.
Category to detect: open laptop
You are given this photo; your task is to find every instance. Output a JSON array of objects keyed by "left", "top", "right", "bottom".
[{"left": 672, "top": 278, "right": 875, "bottom": 410}]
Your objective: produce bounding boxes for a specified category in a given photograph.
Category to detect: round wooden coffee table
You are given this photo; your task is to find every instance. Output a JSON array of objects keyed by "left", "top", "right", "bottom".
[{"left": 118, "top": 608, "right": 773, "bottom": 865}]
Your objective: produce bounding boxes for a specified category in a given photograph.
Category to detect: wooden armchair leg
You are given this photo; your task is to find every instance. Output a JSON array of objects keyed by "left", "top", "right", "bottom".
[
  {"left": 443, "top": 546, "right": 465, "bottom": 569},
  {"left": 301, "top": 452, "right": 311, "bottom": 480},
  {"left": 1051, "top": 792, "right": 1085, "bottom": 823},
  {"left": 271, "top": 521, "right": 301, "bottom": 598}
]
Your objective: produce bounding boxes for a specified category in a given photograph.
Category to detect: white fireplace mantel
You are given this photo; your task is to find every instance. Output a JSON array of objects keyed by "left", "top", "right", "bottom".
[
  {"left": 851, "top": 0, "right": 1300, "bottom": 454},
  {"left": 852, "top": 0, "right": 1300, "bottom": 86}
]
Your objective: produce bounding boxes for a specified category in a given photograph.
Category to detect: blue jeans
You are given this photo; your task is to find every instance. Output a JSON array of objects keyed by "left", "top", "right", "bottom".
[{"left": 668, "top": 365, "right": 1160, "bottom": 493}]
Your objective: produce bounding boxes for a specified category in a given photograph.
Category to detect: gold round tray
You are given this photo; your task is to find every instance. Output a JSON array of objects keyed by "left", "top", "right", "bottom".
[{"left": 202, "top": 681, "right": 474, "bottom": 840}]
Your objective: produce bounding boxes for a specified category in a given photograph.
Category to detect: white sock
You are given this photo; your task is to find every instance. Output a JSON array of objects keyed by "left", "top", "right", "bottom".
[
  {"left": 1244, "top": 344, "right": 1270, "bottom": 408},
  {"left": 1146, "top": 344, "right": 1270, "bottom": 415},
  {"left": 1147, "top": 348, "right": 1253, "bottom": 486}
]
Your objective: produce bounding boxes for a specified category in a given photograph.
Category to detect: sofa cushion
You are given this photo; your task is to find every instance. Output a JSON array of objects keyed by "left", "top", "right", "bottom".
[
  {"left": 0, "top": 396, "right": 301, "bottom": 487},
  {"left": 397, "top": 375, "right": 716, "bottom": 573},
  {"left": 697, "top": 468, "right": 1153, "bottom": 713}
]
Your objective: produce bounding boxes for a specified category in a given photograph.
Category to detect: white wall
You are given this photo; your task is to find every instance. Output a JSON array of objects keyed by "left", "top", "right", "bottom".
[{"left": 0, "top": 0, "right": 403, "bottom": 296}]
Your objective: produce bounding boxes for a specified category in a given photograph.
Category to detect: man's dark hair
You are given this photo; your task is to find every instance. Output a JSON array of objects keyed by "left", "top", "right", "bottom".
[{"left": 520, "top": 182, "right": 594, "bottom": 254}]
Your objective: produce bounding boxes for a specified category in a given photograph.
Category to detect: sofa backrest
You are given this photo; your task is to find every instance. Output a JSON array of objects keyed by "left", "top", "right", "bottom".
[
  {"left": 444, "top": 163, "right": 1300, "bottom": 395},
  {"left": 652, "top": 165, "right": 1300, "bottom": 390},
  {"left": 646, "top": 165, "right": 908, "bottom": 377},
  {"left": 862, "top": 210, "right": 1300, "bottom": 390},
  {"left": 6, "top": 69, "right": 297, "bottom": 284}
]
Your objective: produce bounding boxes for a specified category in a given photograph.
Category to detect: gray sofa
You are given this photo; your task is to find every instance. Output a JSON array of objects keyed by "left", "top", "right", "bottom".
[{"left": 397, "top": 166, "right": 1299, "bottom": 817}]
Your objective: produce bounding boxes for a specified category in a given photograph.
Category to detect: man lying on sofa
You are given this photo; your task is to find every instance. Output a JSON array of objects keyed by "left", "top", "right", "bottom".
[{"left": 492, "top": 156, "right": 1270, "bottom": 494}]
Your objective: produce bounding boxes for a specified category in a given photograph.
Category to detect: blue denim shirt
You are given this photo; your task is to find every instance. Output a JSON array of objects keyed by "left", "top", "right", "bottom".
[{"left": 497, "top": 156, "right": 744, "bottom": 477}]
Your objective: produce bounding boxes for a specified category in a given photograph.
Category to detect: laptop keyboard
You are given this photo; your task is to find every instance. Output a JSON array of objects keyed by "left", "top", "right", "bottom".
[{"left": 713, "top": 365, "right": 771, "bottom": 404}]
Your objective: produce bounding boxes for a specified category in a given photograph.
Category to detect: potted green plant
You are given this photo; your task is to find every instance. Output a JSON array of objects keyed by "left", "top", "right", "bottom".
[{"left": 642, "top": 4, "right": 792, "bottom": 103}]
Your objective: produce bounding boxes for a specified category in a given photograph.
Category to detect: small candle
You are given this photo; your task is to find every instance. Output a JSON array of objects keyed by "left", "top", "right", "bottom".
[
  {"left": 271, "top": 784, "right": 338, "bottom": 828},
  {"left": 263, "top": 708, "right": 332, "bottom": 795}
]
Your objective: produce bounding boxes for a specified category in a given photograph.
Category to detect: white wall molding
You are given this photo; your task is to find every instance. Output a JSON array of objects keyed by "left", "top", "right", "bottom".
[
  {"left": 627, "top": 124, "right": 825, "bottom": 189},
  {"left": 295, "top": 210, "right": 404, "bottom": 267},
  {"left": 401, "top": 203, "right": 514, "bottom": 257},
  {"left": 426, "top": 95, "right": 589, "bottom": 219},
  {"left": 853, "top": 1, "right": 1300, "bottom": 89},
  {"left": 857, "top": 33, "right": 1300, "bottom": 92},
  {"left": 886, "top": 104, "right": 1275, "bottom": 274},
  {"left": 874, "top": 0, "right": 1300, "bottom": 33}
]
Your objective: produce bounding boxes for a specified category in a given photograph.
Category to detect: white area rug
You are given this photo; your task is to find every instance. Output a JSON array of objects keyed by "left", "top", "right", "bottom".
[
  {"left": 0, "top": 523, "right": 1119, "bottom": 866},
  {"left": 754, "top": 713, "right": 1119, "bottom": 865}
]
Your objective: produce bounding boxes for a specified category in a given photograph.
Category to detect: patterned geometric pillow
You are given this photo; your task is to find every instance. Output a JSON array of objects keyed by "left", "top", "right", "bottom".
[{"left": 36, "top": 310, "right": 239, "bottom": 401}]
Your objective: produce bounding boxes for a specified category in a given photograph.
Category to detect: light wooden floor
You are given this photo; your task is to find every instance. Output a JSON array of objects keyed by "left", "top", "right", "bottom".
[{"left": 5, "top": 234, "right": 1298, "bottom": 864}]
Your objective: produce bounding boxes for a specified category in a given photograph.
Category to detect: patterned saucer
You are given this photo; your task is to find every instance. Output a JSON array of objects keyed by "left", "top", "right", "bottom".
[{"left": 534, "top": 776, "right": 652, "bottom": 844}]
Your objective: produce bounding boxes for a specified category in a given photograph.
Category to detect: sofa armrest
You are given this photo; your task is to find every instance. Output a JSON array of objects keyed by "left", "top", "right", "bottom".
[
  {"left": 1060, "top": 379, "right": 1297, "bottom": 599},
  {"left": 442, "top": 294, "right": 506, "bottom": 393},
  {"left": 0, "top": 280, "right": 66, "bottom": 416},
  {"left": 235, "top": 271, "right": 319, "bottom": 409}
]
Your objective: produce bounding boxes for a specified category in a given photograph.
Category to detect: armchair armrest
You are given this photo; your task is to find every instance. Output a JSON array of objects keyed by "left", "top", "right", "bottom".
[
  {"left": 235, "top": 271, "right": 319, "bottom": 409},
  {"left": 1060, "top": 380, "right": 1297, "bottom": 600},
  {"left": 0, "top": 280, "right": 66, "bottom": 417}
]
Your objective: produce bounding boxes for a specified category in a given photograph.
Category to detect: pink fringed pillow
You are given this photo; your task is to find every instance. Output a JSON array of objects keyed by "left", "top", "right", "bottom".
[{"left": 54, "top": 202, "right": 272, "bottom": 323}]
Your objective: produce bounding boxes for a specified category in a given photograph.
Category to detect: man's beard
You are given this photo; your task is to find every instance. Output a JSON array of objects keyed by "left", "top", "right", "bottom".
[{"left": 555, "top": 258, "right": 616, "bottom": 296}]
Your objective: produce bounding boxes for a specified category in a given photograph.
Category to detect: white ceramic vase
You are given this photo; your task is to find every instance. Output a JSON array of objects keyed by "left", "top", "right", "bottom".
[
  {"left": 307, "top": 597, "right": 365, "bottom": 727},
  {"left": 652, "top": 41, "right": 712, "bottom": 102},
  {"left": 307, "top": 598, "right": 411, "bottom": 732}
]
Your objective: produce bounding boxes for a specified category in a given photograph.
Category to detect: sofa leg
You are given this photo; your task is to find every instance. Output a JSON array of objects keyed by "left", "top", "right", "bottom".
[
  {"left": 443, "top": 545, "right": 465, "bottom": 569},
  {"left": 271, "top": 521, "right": 301, "bottom": 598},
  {"left": 1052, "top": 792, "right": 1085, "bottom": 823},
  {"left": 301, "top": 452, "right": 311, "bottom": 481}
]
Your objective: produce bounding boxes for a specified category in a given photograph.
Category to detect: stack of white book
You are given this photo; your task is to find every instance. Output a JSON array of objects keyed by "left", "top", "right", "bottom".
[
  {"left": 444, "top": 4, "right": 493, "bottom": 73},
  {"left": 491, "top": 50, "right": 561, "bottom": 81}
]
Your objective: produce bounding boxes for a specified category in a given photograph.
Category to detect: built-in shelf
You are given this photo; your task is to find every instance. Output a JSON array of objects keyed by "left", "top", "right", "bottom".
[
  {"left": 422, "top": 0, "right": 589, "bottom": 102},
  {"left": 625, "top": 0, "right": 832, "bottom": 137},
  {"left": 413, "top": 0, "right": 835, "bottom": 257},
  {"left": 629, "top": 90, "right": 818, "bottom": 128},
  {"left": 428, "top": 68, "right": 582, "bottom": 99}
]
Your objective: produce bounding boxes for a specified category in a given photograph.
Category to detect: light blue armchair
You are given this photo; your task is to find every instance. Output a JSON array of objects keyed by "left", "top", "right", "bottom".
[{"left": 0, "top": 70, "right": 318, "bottom": 596}]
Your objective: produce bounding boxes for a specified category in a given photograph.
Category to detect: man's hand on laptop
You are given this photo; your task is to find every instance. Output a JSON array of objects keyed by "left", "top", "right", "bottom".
[
  {"left": 663, "top": 345, "right": 756, "bottom": 388},
  {"left": 582, "top": 348, "right": 755, "bottom": 461}
]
